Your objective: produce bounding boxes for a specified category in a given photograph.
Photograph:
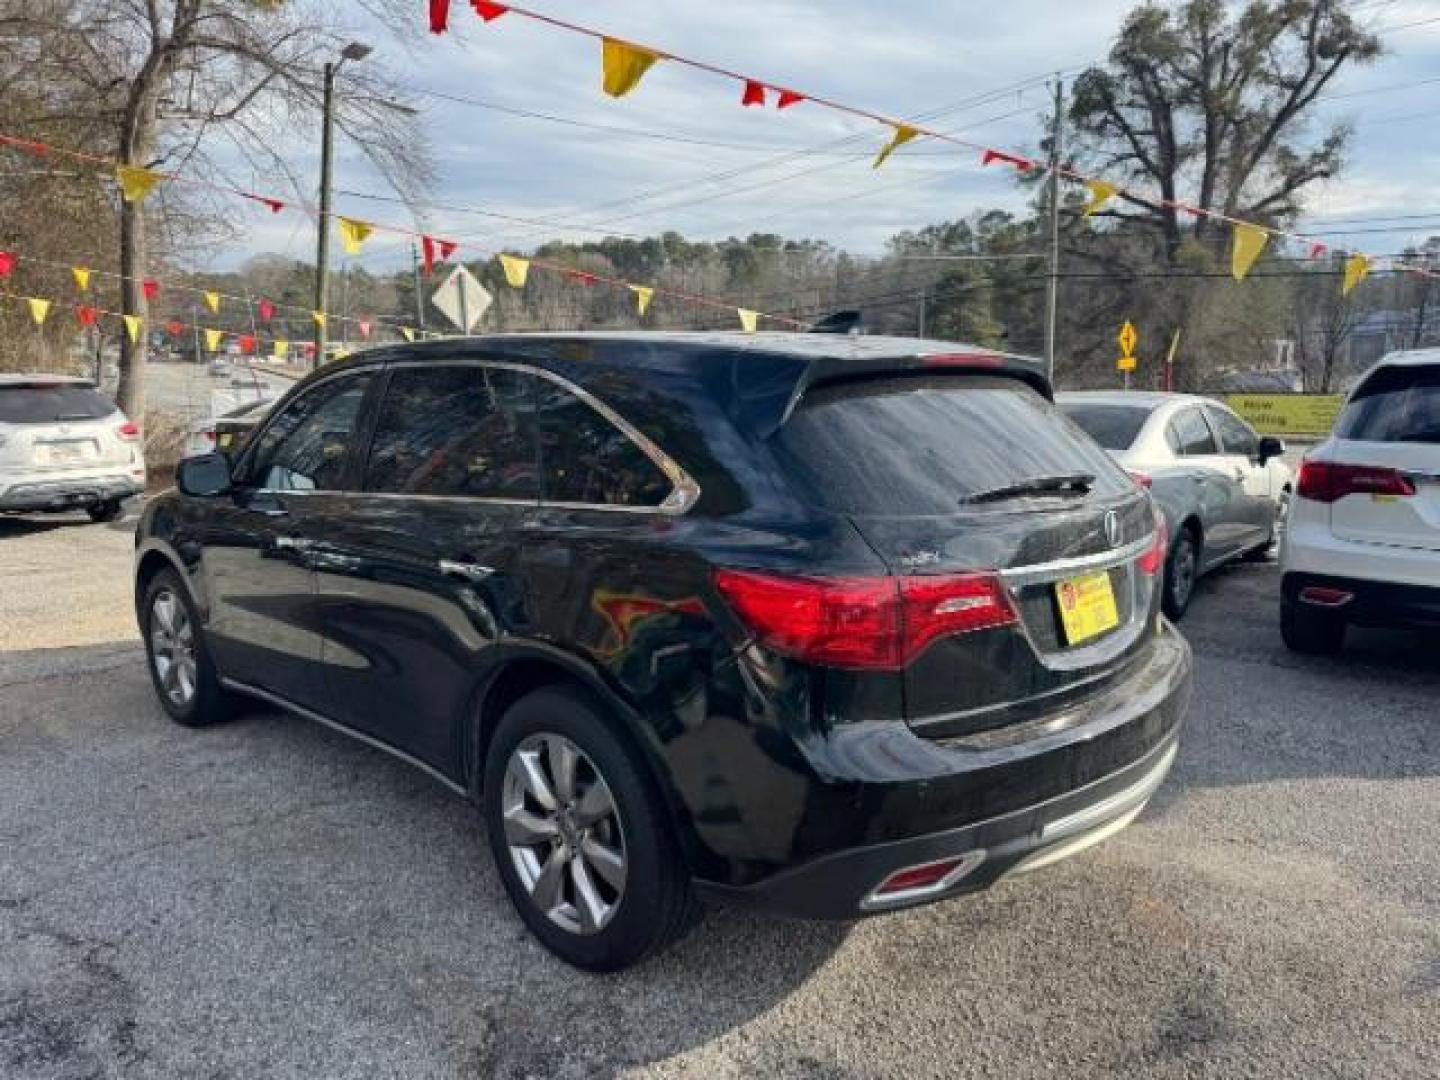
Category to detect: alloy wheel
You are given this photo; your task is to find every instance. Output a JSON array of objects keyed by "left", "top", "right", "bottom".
[
  {"left": 501, "top": 733, "right": 628, "bottom": 935},
  {"left": 1171, "top": 537, "right": 1197, "bottom": 608},
  {"left": 149, "top": 588, "right": 198, "bottom": 708}
]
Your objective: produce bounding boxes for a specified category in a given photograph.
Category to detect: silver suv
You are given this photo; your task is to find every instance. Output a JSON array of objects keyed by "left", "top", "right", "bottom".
[{"left": 0, "top": 375, "right": 146, "bottom": 522}]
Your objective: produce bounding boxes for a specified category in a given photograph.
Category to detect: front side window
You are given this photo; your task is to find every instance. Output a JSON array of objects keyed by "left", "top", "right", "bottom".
[
  {"left": 1168, "top": 408, "right": 1218, "bottom": 457},
  {"left": 242, "top": 373, "right": 373, "bottom": 491},
  {"left": 364, "top": 366, "right": 539, "bottom": 499},
  {"left": 532, "top": 379, "right": 674, "bottom": 507},
  {"left": 1206, "top": 407, "right": 1259, "bottom": 458}
]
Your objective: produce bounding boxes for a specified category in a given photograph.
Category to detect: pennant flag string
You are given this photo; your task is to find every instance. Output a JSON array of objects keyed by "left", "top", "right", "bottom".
[
  {"left": 1231, "top": 223, "right": 1269, "bottom": 282},
  {"left": 601, "top": 38, "right": 663, "bottom": 98},
  {"left": 116, "top": 164, "right": 163, "bottom": 203},
  {"left": 629, "top": 284, "right": 654, "bottom": 316},
  {"left": 204, "top": 290, "right": 221, "bottom": 314},
  {"left": 1082, "top": 179, "right": 1119, "bottom": 217},
  {"left": 72, "top": 266, "right": 91, "bottom": 291},
  {"left": 338, "top": 217, "right": 374, "bottom": 255},
  {"left": 1343, "top": 254, "right": 1372, "bottom": 297},
  {"left": 873, "top": 124, "right": 920, "bottom": 170},
  {"left": 122, "top": 314, "right": 142, "bottom": 344},
  {"left": 499, "top": 253, "right": 530, "bottom": 288},
  {"left": 27, "top": 297, "right": 50, "bottom": 325}
]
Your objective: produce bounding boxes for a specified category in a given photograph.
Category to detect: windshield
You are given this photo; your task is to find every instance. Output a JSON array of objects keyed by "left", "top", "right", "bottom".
[
  {"left": 0, "top": 383, "right": 117, "bottom": 424},
  {"left": 1058, "top": 402, "right": 1151, "bottom": 451},
  {"left": 774, "top": 374, "right": 1132, "bottom": 516},
  {"left": 1336, "top": 364, "right": 1440, "bottom": 443}
]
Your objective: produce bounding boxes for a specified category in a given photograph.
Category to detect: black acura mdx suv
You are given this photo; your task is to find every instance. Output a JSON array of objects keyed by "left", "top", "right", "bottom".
[{"left": 135, "top": 333, "right": 1191, "bottom": 970}]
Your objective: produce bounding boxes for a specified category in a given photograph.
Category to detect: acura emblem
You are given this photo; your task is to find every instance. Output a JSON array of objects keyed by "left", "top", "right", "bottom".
[{"left": 1104, "top": 510, "right": 1122, "bottom": 548}]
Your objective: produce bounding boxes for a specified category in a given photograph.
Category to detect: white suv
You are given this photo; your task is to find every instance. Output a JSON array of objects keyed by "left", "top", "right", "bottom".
[
  {"left": 0, "top": 375, "right": 146, "bottom": 522},
  {"left": 1280, "top": 351, "right": 1440, "bottom": 653}
]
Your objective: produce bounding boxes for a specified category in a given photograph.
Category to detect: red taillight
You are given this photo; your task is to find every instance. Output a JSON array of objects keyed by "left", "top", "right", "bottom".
[
  {"left": 1128, "top": 470, "right": 1153, "bottom": 489},
  {"left": 713, "top": 568, "right": 1016, "bottom": 671},
  {"left": 116, "top": 420, "right": 140, "bottom": 441},
  {"left": 1296, "top": 461, "right": 1415, "bottom": 503},
  {"left": 922, "top": 352, "right": 1005, "bottom": 368},
  {"left": 873, "top": 856, "right": 972, "bottom": 896},
  {"left": 1138, "top": 510, "right": 1168, "bottom": 577},
  {"left": 204, "top": 430, "right": 217, "bottom": 443}
]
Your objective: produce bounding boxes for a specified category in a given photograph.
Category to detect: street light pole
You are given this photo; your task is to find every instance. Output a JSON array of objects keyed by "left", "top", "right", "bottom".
[{"left": 312, "top": 42, "right": 371, "bottom": 370}]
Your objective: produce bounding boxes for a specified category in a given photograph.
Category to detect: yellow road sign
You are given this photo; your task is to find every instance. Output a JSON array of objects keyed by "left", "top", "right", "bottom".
[
  {"left": 1118, "top": 321, "right": 1138, "bottom": 358},
  {"left": 1117, "top": 355, "right": 1137, "bottom": 372}
]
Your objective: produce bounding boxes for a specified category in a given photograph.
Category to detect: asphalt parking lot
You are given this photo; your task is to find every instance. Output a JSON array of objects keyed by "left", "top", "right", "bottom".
[{"left": 1, "top": 506, "right": 1436, "bottom": 1079}]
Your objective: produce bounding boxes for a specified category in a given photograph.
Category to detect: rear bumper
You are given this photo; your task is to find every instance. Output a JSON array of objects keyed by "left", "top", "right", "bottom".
[
  {"left": 1282, "top": 571, "right": 1440, "bottom": 630},
  {"left": 694, "top": 623, "right": 1192, "bottom": 919},
  {"left": 0, "top": 474, "right": 144, "bottom": 511}
]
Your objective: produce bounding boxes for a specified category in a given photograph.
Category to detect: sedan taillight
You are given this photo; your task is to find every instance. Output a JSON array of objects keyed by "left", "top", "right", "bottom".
[
  {"left": 1296, "top": 461, "right": 1415, "bottom": 503},
  {"left": 116, "top": 420, "right": 140, "bottom": 442},
  {"left": 714, "top": 568, "right": 1016, "bottom": 672},
  {"left": 1138, "top": 508, "right": 1168, "bottom": 577}
]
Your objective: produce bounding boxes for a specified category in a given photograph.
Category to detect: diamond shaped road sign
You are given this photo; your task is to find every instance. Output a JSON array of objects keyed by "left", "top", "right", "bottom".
[
  {"left": 1118, "top": 320, "right": 1138, "bottom": 358},
  {"left": 431, "top": 264, "right": 492, "bottom": 333}
]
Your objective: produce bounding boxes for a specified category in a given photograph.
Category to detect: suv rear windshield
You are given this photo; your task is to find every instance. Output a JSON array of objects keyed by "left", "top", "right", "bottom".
[
  {"left": 0, "top": 383, "right": 116, "bottom": 424},
  {"left": 775, "top": 375, "right": 1132, "bottom": 515},
  {"left": 1337, "top": 364, "right": 1440, "bottom": 443},
  {"left": 1059, "top": 402, "right": 1150, "bottom": 451}
]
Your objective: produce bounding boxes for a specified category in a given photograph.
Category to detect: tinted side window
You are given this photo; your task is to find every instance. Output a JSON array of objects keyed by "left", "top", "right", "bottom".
[
  {"left": 364, "top": 366, "right": 539, "bottom": 499},
  {"left": 243, "top": 373, "right": 372, "bottom": 491},
  {"left": 532, "top": 380, "right": 673, "bottom": 507},
  {"left": 1206, "top": 407, "right": 1259, "bottom": 457},
  {"left": 1168, "top": 408, "right": 1217, "bottom": 456}
]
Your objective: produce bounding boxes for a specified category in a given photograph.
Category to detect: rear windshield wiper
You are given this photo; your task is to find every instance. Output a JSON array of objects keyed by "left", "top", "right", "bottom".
[{"left": 959, "top": 472, "right": 1095, "bottom": 505}]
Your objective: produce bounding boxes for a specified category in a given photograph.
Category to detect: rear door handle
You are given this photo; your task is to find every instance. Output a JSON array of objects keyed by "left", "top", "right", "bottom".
[{"left": 440, "top": 559, "right": 496, "bottom": 583}]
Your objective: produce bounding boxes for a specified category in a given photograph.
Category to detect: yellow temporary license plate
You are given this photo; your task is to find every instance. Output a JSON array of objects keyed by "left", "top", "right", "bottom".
[{"left": 1055, "top": 571, "right": 1119, "bottom": 646}]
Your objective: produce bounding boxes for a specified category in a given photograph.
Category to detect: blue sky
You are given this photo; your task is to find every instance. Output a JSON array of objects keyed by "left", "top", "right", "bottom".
[{"left": 225, "top": 0, "right": 1440, "bottom": 273}]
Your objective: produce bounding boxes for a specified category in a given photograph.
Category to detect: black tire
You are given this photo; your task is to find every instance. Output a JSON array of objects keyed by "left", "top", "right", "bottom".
[
  {"left": 1162, "top": 526, "right": 1200, "bottom": 621},
  {"left": 483, "top": 685, "right": 697, "bottom": 972},
  {"left": 140, "top": 568, "right": 234, "bottom": 727},
  {"left": 1280, "top": 602, "right": 1346, "bottom": 656},
  {"left": 87, "top": 500, "right": 124, "bottom": 523}
]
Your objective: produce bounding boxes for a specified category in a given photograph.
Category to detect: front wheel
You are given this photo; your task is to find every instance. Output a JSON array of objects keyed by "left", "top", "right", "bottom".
[
  {"left": 141, "top": 569, "right": 233, "bottom": 727},
  {"left": 87, "top": 500, "right": 125, "bottom": 523},
  {"left": 483, "top": 686, "right": 697, "bottom": 972}
]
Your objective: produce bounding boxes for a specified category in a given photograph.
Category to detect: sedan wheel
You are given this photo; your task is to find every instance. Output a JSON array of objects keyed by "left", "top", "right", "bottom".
[
  {"left": 1163, "top": 530, "right": 1198, "bottom": 620},
  {"left": 149, "top": 588, "right": 198, "bottom": 708},
  {"left": 502, "top": 733, "right": 627, "bottom": 936}
]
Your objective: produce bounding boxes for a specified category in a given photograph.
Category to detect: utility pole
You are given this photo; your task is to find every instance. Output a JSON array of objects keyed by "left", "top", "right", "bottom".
[
  {"left": 917, "top": 286, "right": 927, "bottom": 338},
  {"left": 1043, "top": 76, "right": 1065, "bottom": 386},
  {"left": 313, "top": 61, "right": 337, "bottom": 369},
  {"left": 411, "top": 243, "right": 427, "bottom": 334},
  {"left": 312, "top": 42, "right": 372, "bottom": 370}
]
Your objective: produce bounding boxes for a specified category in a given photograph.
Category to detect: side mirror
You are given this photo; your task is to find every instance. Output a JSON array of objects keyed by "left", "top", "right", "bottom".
[
  {"left": 1257, "top": 436, "right": 1285, "bottom": 464},
  {"left": 175, "top": 452, "right": 233, "bottom": 498}
]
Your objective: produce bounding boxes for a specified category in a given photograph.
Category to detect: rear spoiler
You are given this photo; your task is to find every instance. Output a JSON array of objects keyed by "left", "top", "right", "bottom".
[{"left": 736, "top": 350, "right": 1052, "bottom": 439}]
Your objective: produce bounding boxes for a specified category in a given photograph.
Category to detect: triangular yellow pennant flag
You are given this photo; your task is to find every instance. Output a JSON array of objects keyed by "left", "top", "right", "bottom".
[
  {"left": 116, "top": 164, "right": 163, "bottom": 203},
  {"left": 338, "top": 217, "right": 373, "bottom": 255},
  {"left": 629, "top": 284, "right": 654, "bottom": 316},
  {"left": 1083, "top": 179, "right": 1118, "bottom": 217},
  {"left": 274, "top": 339, "right": 290, "bottom": 359},
  {"left": 1342, "top": 254, "right": 1372, "bottom": 297},
  {"left": 72, "top": 266, "right": 91, "bottom": 291},
  {"left": 27, "top": 297, "right": 50, "bottom": 326},
  {"left": 873, "top": 124, "right": 920, "bottom": 169},
  {"left": 499, "top": 253, "right": 530, "bottom": 288},
  {"left": 204, "top": 290, "right": 220, "bottom": 314},
  {"left": 204, "top": 328, "right": 223, "bottom": 353},
  {"left": 122, "top": 314, "right": 142, "bottom": 344},
  {"left": 400, "top": 327, "right": 415, "bottom": 343},
  {"left": 1231, "top": 223, "right": 1269, "bottom": 281},
  {"left": 602, "top": 38, "right": 661, "bottom": 98},
  {"left": 312, "top": 310, "right": 327, "bottom": 329},
  {"left": 737, "top": 308, "right": 759, "bottom": 333}
]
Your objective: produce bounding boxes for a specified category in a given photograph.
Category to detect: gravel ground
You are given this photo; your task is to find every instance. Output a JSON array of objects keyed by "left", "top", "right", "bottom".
[{"left": 0, "top": 506, "right": 1436, "bottom": 1079}]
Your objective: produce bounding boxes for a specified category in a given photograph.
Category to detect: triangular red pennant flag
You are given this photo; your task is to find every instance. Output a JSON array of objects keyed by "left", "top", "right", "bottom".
[
  {"left": 421, "top": 236, "right": 459, "bottom": 277},
  {"left": 742, "top": 80, "right": 766, "bottom": 107},
  {"left": 0, "top": 251, "right": 13, "bottom": 277},
  {"left": 472, "top": 0, "right": 508, "bottom": 20},
  {"left": 238, "top": 335, "right": 256, "bottom": 354},
  {"left": 980, "top": 148, "right": 1035, "bottom": 172},
  {"left": 166, "top": 319, "right": 183, "bottom": 337},
  {"left": 142, "top": 279, "right": 159, "bottom": 301},
  {"left": 565, "top": 269, "right": 597, "bottom": 287},
  {"left": 258, "top": 298, "right": 275, "bottom": 322},
  {"left": 244, "top": 192, "right": 285, "bottom": 214},
  {"left": 358, "top": 320, "right": 372, "bottom": 339},
  {"left": 1308, "top": 242, "right": 1328, "bottom": 260},
  {"left": 776, "top": 89, "right": 804, "bottom": 109},
  {"left": 303, "top": 342, "right": 317, "bottom": 357},
  {"left": 75, "top": 305, "right": 98, "bottom": 327},
  {"left": 429, "top": 0, "right": 451, "bottom": 33}
]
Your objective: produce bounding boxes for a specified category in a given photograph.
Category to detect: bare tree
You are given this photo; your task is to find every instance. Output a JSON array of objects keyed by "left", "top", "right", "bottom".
[{"left": 1, "top": 0, "right": 432, "bottom": 417}]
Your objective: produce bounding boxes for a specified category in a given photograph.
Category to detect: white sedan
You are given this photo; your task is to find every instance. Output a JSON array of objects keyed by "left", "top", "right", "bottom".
[{"left": 1059, "top": 391, "right": 1292, "bottom": 618}]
